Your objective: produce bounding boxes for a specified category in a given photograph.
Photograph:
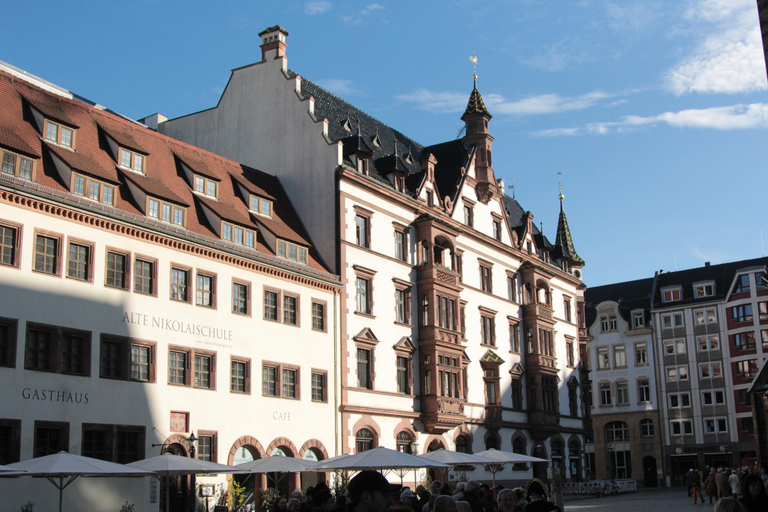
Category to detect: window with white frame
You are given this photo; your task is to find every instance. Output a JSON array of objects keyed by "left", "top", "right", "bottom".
[
  {"left": 44, "top": 119, "right": 75, "bottom": 148},
  {"left": 694, "top": 308, "right": 717, "bottom": 325},
  {"left": 597, "top": 347, "right": 609, "bottom": 370},
  {"left": 697, "top": 335, "right": 720, "bottom": 351},
  {"left": 599, "top": 382, "right": 612, "bottom": 406},
  {"left": 635, "top": 342, "right": 648, "bottom": 366},
  {"left": 1, "top": 149, "right": 34, "bottom": 180},
  {"left": 733, "top": 274, "right": 750, "bottom": 294},
  {"left": 667, "top": 365, "right": 688, "bottom": 382},
  {"left": 661, "top": 312, "right": 684, "bottom": 329},
  {"left": 222, "top": 222, "right": 256, "bottom": 249},
  {"left": 664, "top": 338, "right": 686, "bottom": 355},
  {"left": 701, "top": 389, "right": 725, "bottom": 406},
  {"left": 632, "top": 311, "right": 644, "bottom": 328},
  {"left": 699, "top": 362, "right": 722, "bottom": 380},
  {"left": 694, "top": 282, "right": 715, "bottom": 298},
  {"left": 146, "top": 198, "right": 185, "bottom": 226},
  {"left": 638, "top": 378, "right": 651, "bottom": 403},
  {"left": 616, "top": 381, "right": 629, "bottom": 405},
  {"left": 704, "top": 418, "right": 727, "bottom": 434},
  {"left": 613, "top": 345, "right": 627, "bottom": 368},
  {"left": 668, "top": 392, "right": 691, "bottom": 408},
  {"left": 670, "top": 420, "right": 693, "bottom": 436},
  {"left": 71, "top": 174, "right": 116, "bottom": 206},
  {"left": 118, "top": 148, "right": 145, "bottom": 173},
  {"left": 662, "top": 288, "right": 681, "bottom": 303}
]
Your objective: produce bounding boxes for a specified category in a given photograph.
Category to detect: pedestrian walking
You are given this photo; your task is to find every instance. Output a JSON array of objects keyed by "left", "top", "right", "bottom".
[
  {"left": 705, "top": 469, "right": 718, "bottom": 504},
  {"left": 692, "top": 468, "right": 704, "bottom": 504},
  {"left": 717, "top": 468, "right": 731, "bottom": 499},
  {"left": 730, "top": 470, "right": 742, "bottom": 499},
  {"left": 686, "top": 470, "right": 693, "bottom": 497}
]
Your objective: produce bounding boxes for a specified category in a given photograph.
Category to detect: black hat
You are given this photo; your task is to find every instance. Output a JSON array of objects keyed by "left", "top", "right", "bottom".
[{"left": 348, "top": 470, "right": 401, "bottom": 499}]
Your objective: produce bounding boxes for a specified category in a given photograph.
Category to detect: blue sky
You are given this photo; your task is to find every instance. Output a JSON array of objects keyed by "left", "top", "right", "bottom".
[{"left": 3, "top": 0, "right": 767, "bottom": 286}]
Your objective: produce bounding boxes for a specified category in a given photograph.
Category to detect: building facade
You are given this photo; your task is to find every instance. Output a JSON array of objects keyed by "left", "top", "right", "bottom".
[
  {"left": 0, "top": 61, "right": 341, "bottom": 512},
  {"left": 586, "top": 258, "right": 768, "bottom": 487},
  {"left": 585, "top": 279, "right": 664, "bottom": 487},
  {"left": 159, "top": 26, "right": 590, "bottom": 485}
]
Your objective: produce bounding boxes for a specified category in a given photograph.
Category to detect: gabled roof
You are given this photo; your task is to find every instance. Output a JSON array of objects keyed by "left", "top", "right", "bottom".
[
  {"left": 0, "top": 64, "right": 333, "bottom": 276},
  {"left": 585, "top": 277, "right": 654, "bottom": 327}
]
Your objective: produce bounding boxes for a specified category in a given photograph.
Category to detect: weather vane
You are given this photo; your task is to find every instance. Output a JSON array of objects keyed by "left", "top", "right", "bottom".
[
  {"left": 508, "top": 179, "right": 515, "bottom": 199},
  {"left": 470, "top": 53, "right": 478, "bottom": 81},
  {"left": 558, "top": 172, "right": 564, "bottom": 200}
]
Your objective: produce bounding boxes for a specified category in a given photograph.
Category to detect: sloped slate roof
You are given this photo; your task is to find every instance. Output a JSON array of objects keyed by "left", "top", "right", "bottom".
[
  {"left": 652, "top": 257, "right": 768, "bottom": 308},
  {"left": 585, "top": 277, "right": 654, "bottom": 327},
  {"left": 0, "top": 67, "right": 332, "bottom": 275}
]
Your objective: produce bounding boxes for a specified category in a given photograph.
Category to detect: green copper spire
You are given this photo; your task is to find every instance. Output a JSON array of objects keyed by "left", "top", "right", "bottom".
[{"left": 463, "top": 80, "right": 491, "bottom": 119}]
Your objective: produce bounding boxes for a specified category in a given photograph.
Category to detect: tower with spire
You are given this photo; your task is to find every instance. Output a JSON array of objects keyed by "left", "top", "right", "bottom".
[
  {"left": 461, "top": 60, "right": 496, "bottom": 203},
  {"left": 552, "top": 174, "right": 585, "bottom": 275}
]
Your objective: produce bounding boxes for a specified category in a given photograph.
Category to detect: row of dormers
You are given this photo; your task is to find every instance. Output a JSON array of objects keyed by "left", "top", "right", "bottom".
[{"left": 0, "top": 72, "right": 315, "bottom": 270}]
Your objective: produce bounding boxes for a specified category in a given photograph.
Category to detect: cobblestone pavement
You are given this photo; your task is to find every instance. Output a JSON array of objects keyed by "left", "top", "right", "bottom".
[{"left": 564, "top": 488, "right": 724, "bottom": 512}]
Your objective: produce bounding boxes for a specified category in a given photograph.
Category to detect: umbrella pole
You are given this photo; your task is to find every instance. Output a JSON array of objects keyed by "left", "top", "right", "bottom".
[{"left": 59, "top": 477, "right": 63, "bottom": 512}]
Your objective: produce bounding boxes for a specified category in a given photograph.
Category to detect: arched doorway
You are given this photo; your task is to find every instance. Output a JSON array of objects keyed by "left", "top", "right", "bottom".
[
  {"left": 164, "top": 443, "right": 190, "bottom": 512},
  {"left": 301, "top": 447, "right": 326, "bottom": 490},
  {"left": 233, "top": 445, "right": 261, "bottom": 509},
  {"left": 532, "top": 443, "right": 548, "bottom": 481},
  {"left": 270, "top": 446, "right": 294, "bottom": 498},
  {"left": 643, "top": 456, "right": 658, "bottom": 487},
  {"left": 427, "top": 439, "right": 446, "bottom": 482}
]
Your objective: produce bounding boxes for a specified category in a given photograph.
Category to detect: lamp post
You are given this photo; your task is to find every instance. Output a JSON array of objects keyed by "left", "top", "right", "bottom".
[{"left": 187, "top": 433, "right": 198, "bottom": 458}]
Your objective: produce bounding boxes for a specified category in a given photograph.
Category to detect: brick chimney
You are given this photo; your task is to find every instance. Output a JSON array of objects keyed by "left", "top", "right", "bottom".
[{"left": 259, "top": 26, "right": 289, "bottom": 62}]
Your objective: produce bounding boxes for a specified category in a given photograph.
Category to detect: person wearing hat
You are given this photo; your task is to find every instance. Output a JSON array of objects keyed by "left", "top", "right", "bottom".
[
  {"left": 462, "top": 481, "right": 484, "bottom": 512},
  {"left": 347, "top": 470, "right": 401, "bottom": 512},
  {"left": 401, "top": 489, "right": 419, "bottom": 512}
]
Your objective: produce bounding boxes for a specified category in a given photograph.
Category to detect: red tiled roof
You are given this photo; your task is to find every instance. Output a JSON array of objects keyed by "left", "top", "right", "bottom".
[{"left": 0, "top": 68, "right": 330, "bottom": 274}]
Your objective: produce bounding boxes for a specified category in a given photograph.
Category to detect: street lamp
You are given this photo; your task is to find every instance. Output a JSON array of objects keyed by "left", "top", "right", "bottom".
[{"left": 187, "top": 432, "right": 198, "bottom": 458}]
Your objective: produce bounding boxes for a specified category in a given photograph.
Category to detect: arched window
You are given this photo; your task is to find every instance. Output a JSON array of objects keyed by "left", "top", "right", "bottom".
[
  {"left": 485, "top": 432, "right": 500, "bottom": 450},
  {"left": 455, "top": 435, "right": 469, "bottom": 453},
  {"left": 551, "top": 440, "right": 564, "bottom": 475},
  {"left": 640, "top": 419, "right": 655, "bottom": 437},
  {"left": 536, "top": 280, "right": 551, "bottom": 306},
  {"left": 396, "top": 431, "right": 413, "bottom": 454},
  {"left": 568, "top": 441, "right": 581, "bottom": 480},
  {"left": 355, "top": 428, "right": 375, "bottom": 453},
  {"left": 605, "top": 421, "right": 630, "bottom": 442},
  {"left": 428, "top": 439, "right": 445, "bottom": 452},
  {"left": 512, "top": 437, "right": 527, "bottom": 470}
]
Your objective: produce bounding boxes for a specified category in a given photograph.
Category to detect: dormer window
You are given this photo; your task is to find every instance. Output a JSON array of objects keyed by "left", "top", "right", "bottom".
[
  {"left": 694, "top": 282, "right": 715, "bottom": 298},
  {"left": 222, "top": 222, "right": 255, "bottom": 248},
  {"left": 44, "top": 120, "right": 75, "bottom": 148},
  {"left": 72, "top": 173, "right": 115, "bottom": 206},
  {"left": 194, "top": 175, "right": 218, "bottom": 199},
  {"left": 249, "top": 195, "right": 273, "bottom": 217},
  {"left": 119, "top": 148, "right": 145, "bottom": 173},
  {"left": 277, "top": 240, "right": 308, "bottom": 264},
  {"left": 662, "top": 287, "right": 681, "bottom": 303},
  {"left": 1, "top": 150, "right": 34, "bottom": 180},
  {"left": 147, "top": 198, "right": 185, "bottom": 226}
]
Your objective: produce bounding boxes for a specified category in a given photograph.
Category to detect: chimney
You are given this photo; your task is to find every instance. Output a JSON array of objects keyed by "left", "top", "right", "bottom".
[
  {"left": 139, "top": 113, "right": 167, "bottom": 131},
  {"left": 705, "top": 262, "right": 710, "bottom": 267},
  {"left": 497, "top": 178, "right": 505, "bottom": 195},
  {"left": 259, "top": 25, "right": 289, "bottom": 62}
]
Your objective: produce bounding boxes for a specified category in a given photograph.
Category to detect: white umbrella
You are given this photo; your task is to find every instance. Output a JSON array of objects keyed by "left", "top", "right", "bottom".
[
  {"left": 314, "top": 447, "right": 450, "bottom": 471},
  {"left": 473, "top": 448, "right": 548, "bottom": 486},
  {"left": 416, "top": 449, "right": 500, "bottom": 466},
  {"left": 0, "top": 463, "right": 25, "bottom": 473},
  {"left": 236, "top": 454, "right": 320, "bottom": 473},
  {"left": 6, "top": 451, "right": 154, "bottom": 512},
  {"left": 128, "top": 453, "right": 247, "bottom": 512}
]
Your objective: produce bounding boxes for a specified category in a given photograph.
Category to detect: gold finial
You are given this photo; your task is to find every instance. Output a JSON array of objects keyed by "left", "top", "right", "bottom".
[
  {"left": 558, "top": 172, "right": 565, "bottom": 201},
  {"left": 470, "top": 53, "right": 478, "bottom": 82}
]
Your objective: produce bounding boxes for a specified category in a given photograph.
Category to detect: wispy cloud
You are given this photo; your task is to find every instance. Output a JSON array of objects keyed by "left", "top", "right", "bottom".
[
  {"left": 664, "top": 0, "right": 766, "bottom": 95},
  {"left": 519, "top": 40, "right": 595, "bottom": 72},
  {"left": 342, "top": 3, "right": 385, "bottom": 25},
  {"left": 304, "top": 1, "right": 332, "bottom": 15},
  {"left": 604, "top": 2, "right": 658, "bottom": 32},
  {"left": 532, "top": 103, "right": 768, "bottom": 136},
  {"left": 316, "top": 78, "right": 361, "bottom": 96},
  {"left": 396, "top": 89, "right": 611, "bottom": 115}
]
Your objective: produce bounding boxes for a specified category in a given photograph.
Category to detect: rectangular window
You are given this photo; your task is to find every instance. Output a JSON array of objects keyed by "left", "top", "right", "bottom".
[
  {"left": 73, "top": 175, "right": 85, "bottom": 196},
  {"left": 131, "top": 344, "right": 151, "bottom": 382},
  {"left": 162, "top": 204, "right": 171, "bottom": 222},
  {"left": 67, "top": 242, "right": 91, "bottom": 281},
  {"left": 632, "top": 312, "right": 644, "bottom": 328},
  {"left": 0, "top": 419, "right": 21, "bottom": 464},
  {"left": 133, "top": 259, "right": 154, "bottom": 295},
  {"left": 196, "top": 273, "right": 214, "bottom": 308},
  {"left": 196, "top": 434, "right": 215, "bottom": 462},
  {"left": 312, "top": 301, "right": 326, "bottom": 331},
  {"left": 46, "top": 122, "right": 59, "bottom": 143},
  {"left": 635, "top": 342, "right": 648, "bottom": 366},
  {"left": 507, "top": 275, "right": 517, "bottom": 302},
  {"left": 667, "top": 365, "right": 689, "bottom": 382},
  {"left": 148, "top": 199, "right": 159, "bottom": 218},
  {"left": 168, "top": 350, "right": 187, "bottom": 386},
  {"left": 283, "top": 295, "right": 297, "bottom": 325},
  {"left": 264, "top": 290, "right": 279, "bottom": 320},
  {"left": 638, "top": 378, "right": 651, "bottom": 403},
  {"left": 397, "top": 356, "right": 410, "bottom": 394},
  {"left": 357, "top": 348, "right": 372, "bottom": 389},
  {"left": 616, "top": 381, "right": 629, "bottom": 405},
  {"left": 668, "top": 393, "right": 691, "bottom": 408},
  {"left": 509, "top": 323, "right": 520, "bottom": 353},
  {"left": 81, "top": 424, "right": 145, "bottom": 463},
  {"left": 171, "top": 267, "right": 189, "bottom": 302},
  {"left": 26, "top": 324, "right": 90, "bottom": 376},
  {"left": 704, "top": 418, "right": 728, "bottom": 434},
  {"left": 492, "top": 220, "right": 501, "bottom": 241},
  {"left": 394, "top": 229, "right": 407, "bottom": 262},
  {"left": 480, "top": 264, "right": 492, "bottom": 293},
  {"left": 311, "top": 371, "right": 326, "bottom": 402},
  {"left": 566, "top": 340, "right": 575, "bottom": 367},
  {"left": 260, "top": 198, "right": 272, "bottom": 216},
  {"left": 695, "top": 283, "right": 715, "bottom": 297},
  {"left": 261, "top": 362, "right": 298, "bottom": 398},
  {"left": 463, "top": 205, "right": 473, "bottom": 227},
  {"left": 232, "top": 282, "right": 249, "bottom": 315},
  {"left": 262, "top": 365, "right": 276, "bottom": 396},
  {"left": 613, "top": 345, "right": 627, "bottom": 368},
  {"left": 664, "top": 338, "right": 686, "bottom": 355},
  {"left": 480, "top": 315, "right": 495, "bottom": 346},
  {"left": 0, "top": 223, "right": 19, "bottom": 267},
  {"left": 733, "top": 332, "right": 756, "bottom": 350},
  {"left": 599, "top": 382, "right": 612, "bottom": 406},
  {"left": 760, "top": 302, "right": 768, "bottom": 320},
  {"left": 106, "top": 251, "right": 128, "bottom": 289},
  {"left": 355, "top": 214, "right": 369, "bottom": 248},
  {"left": 698, "top": 335, "right": 720, "bottom": 351},
  {"left": 699, "top": 362, "right": 723, "bottom": 379},
  {"left": 732, "top": 304, "right": 753, "bottom": 323},
  {"left": 230, "top": 358, "right": 250, "bottom": 394},
  {"left": 34, "top": 234, "right": 59, "bottom": 275},
  {"left": 597, "top": 347, "right": 609, "bottom": 369},
  {"left": 670, "top": 420, "right": 693, "bottom": 436},
  {"left": 695, "top": 308, "right": 717, "bottom": 324},
  {"left": 702, "top": 390, "right": 725, "bottom": 406},
  {"left": 173, "top": 207, "right": 184, "bottom": 226},
  {"left": 194, "top": 354, "right": 213, "bottom": 389},
  {"left": 736, "top": 359, "right": 758, "bottom": 378},
  {"left": 34, "top": 421, "right": 69, "bottom": 458},
  {"left": 0, "top": 318, "right": 18, "bottom": 368},
  {"left": 661, "top": 312, "right": 684, "bottom": 329},
  {"left": 563, "top": 298, "right": 572, "bottom": 322},
  {"left": 356, "top": 277, "right": 371, "bottom": 314},
  {"left": 662, "top": 288, "right": 681, "bottom": 302}
]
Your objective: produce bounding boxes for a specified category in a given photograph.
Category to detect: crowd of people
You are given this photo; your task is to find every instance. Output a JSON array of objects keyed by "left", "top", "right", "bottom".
[
  {"left": 685, "top": 466, "right": 768, "bottom": 512},
  {"left": 267, "top": 471, "right": 560, "bottom": 512}
]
